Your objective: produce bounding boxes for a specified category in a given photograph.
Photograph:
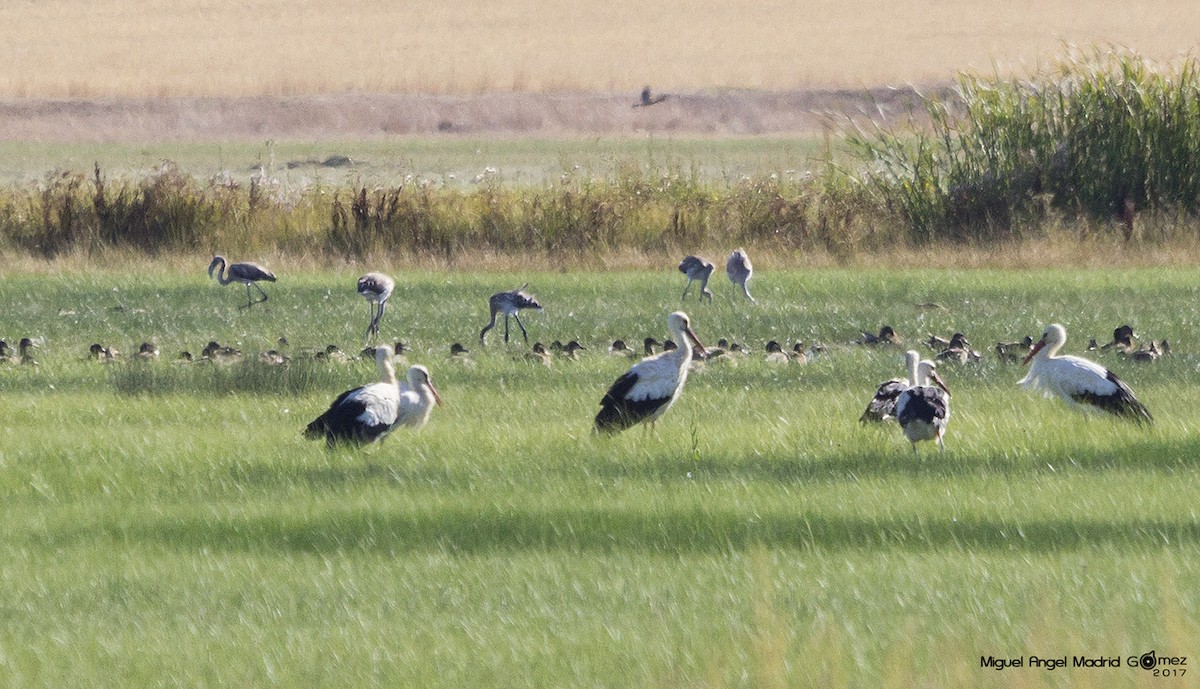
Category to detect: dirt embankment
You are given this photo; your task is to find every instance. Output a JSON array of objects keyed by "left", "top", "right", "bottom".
[{"left": 0, "top": 87, "right": 941, "bottom": 142}]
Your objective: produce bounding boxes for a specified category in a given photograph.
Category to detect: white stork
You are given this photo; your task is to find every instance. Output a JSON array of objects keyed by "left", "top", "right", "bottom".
[
  {"left": 1018, "top": 323, "right": 1153, "bottom": 424},
  {"left": 391, "top": 364, "right": 444, "bottom": 432},
  {"left": 208, "top": 255, "right": 277, "bottom": 308},
  {"left": 305, "top": 345, "right": 401, "bottom": 446},
  {"left": 479, "top": 284, "right": 543, "bottom": 344},
  {"left": 357, "top": 272, "right": 395, "bottom": 342},
  {"left": 726, "top": 248, "right": 756, "bottom": 303},
  {"left": 595, "top": 311, "right": 706, "bottom": 433},
  {"left": 895, "top": 357, "right": 952, "bottom": 452},
  {"left": 678, "top": 255, "right": 715, "bottom": 302},
  {"left": 860, "top": 349, "right": 919, "bottom": 423}
]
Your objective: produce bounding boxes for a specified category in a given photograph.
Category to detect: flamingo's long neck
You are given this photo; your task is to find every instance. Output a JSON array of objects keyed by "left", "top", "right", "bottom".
[{"left": 214, "top": 259, "right": 233, "bottom": 286}]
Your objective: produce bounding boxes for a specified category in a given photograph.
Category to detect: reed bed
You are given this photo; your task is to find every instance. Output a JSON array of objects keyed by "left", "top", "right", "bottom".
[{"left": 847, "top": 47, "right": 1200, "bottom": 243}]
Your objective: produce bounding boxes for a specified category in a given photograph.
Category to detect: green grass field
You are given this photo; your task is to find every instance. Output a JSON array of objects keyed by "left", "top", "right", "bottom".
[{"left": 2, "top": 266, "right": 1198, "bottom": 687}]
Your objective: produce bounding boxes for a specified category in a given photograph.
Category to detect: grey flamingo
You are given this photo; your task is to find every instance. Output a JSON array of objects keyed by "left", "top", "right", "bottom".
[
  {"left": 726, "top": 248, "right": 755, "bottom": 303},
  {"left": 479, "top": 284, "right": 543, "bottom": 344},
  {"left": 357, "top": 272, "right": 395, "bottom": 342},
  {"left": 208, "top": 255, "right": 276, "bottom": 308},
  {"left": 678, "top": 256, "right": 715, "bottom": 302}
]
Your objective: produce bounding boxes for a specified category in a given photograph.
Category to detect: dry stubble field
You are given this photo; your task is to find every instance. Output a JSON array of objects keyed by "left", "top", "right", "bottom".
[{"left": 1, "top": 0, "right": 1198, "bottom": 140}]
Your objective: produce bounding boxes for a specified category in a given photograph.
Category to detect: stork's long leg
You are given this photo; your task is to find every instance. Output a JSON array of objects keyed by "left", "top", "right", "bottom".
[
  {"left": 682, "top": 279, "right": 692, "bottom": 300},
  {"left": 253, "top": 281, "right": 270, "bottom": 303},
  {"left": 514, "top": 314, "right": 529, "bottom": 343},
  {"left": 241, "top": 283, "right": 254, "bottom": 309},
  {"left": 503, "top": 315, "right": 511, "bottom": 343}
]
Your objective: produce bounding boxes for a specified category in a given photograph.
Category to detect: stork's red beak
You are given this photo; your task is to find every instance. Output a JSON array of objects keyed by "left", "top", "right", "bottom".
[
  {"left": 429, "top": 382, "right": 444, "bottom": 406},
  {"left": 685, "top": 327, "right": 706, "bottom": 357},
  {"left": 1022, "top": 338, "right": 1046, "bottom": 365}
]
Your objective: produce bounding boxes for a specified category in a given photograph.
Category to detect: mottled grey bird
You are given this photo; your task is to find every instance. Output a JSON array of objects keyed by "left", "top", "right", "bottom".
[
  {"left": 480, "top": 284, "right": 543, "bottom": 344},
  {"left": 678, "top": 255, "right": 715, "bottom": 302},
  {"left": 357, "top": 272, "right": 396, "bottom": 342},
  {"left": 726, "top": 248, "right": 755, "bottom": 303}
]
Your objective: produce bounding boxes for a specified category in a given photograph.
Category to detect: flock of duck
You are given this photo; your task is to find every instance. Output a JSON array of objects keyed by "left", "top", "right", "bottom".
[{"left": 2, "top": 250, "right": 1163, "bottom": 450}]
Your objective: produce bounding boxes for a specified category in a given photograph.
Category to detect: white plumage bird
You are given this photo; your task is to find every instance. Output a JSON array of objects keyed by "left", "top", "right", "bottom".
[
  {"left": 391, "top": 364, "right": 444, "bottom": 431},
  {"left": 305, "top": 346, "right": 400, "bottom": 446},
  {"left": 726, "top": 248, "right": 756, "bottom": 303},
  {"left": 895, "top": 356, "right": 951, "bottom": 452},
  {"left": 304, "top": 347, "right": 442, "bottom": 446},
  {"left": 1018, "top": 323, "right": 1152, "bottom": 424},
  {"left": 595, "top": 311, "right": 706, "bottom": 433},
  {"left": 357, "top": 272, "right": 396, "bottom": 342}
]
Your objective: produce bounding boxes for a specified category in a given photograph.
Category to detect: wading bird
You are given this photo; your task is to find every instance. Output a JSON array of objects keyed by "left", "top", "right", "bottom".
[
  {"left": 357, "top": 272, "right": 395, "bottom": 342},
  {"left": 595, "top": 311, "right": 706, "bottom": 434},
  {"left": 479, "top": 284, "right": 543, "bottom": 344},
  {"left": 304, "top": 346, "right": 406, "bottom": 447},
  {"left": 391, "top": 365, "right": 443, "bottom": 432},
  {"left": 678, "top": 256, "right": 715, "bottom": 302},
  {"left": 207, "top": 255, "right": 276, "bottom": 308},
  {"left": 896, "top": 357, "right": 952, "bottom": 452},
  {"left": 860, "top": 349, "right": 919, "bottom": 423},
  {"left": 1019, "top": 323, "right": 1152, "bottom": 424},
  {"left": 726, "top": 248, "right": 756, "bottom": 303}
]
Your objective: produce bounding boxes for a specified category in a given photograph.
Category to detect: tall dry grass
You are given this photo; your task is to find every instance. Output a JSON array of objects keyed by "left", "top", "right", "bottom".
[{"left": 0, "top": 0, "right": 1198, "bottom": 97}]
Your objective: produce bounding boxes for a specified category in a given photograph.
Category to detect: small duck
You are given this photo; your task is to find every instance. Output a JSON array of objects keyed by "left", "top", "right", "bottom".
[
  {"left": 995, "top": 335, "right": 1034, "bottom": 362},
  {"left": 789, "top": 342, "right": 809, "bottom": 365},
  {"left": 521, "top": 342, "right": 552, "bottom": 366},
  {"left": 135, "top": 342, "right": 160, "bottom": 360},
  {"left": 259, "top": 349, "right": 288, "bottom": 366},
  {"left": 608, "top": 340, "right": 635, "bottom": 357},
  {"left": 934, "top": 333, "right": 982, "bottom": 364},
  {"left": 764, "top": 340, "right": 789, "bottom": 364},
  {"left": 857, "top": 325, "right": 901, "bottom": 345},
  {"left": 561, "top": 340, "right": 587, "bottom": 360},
  {"left": 1100, "top": 324, "right": 1138, "bottom": 354},
  {"left": 88, "top": 343, "right": 118, "bottom": 363},
  {"left": 203, "top": 340, "right": 243, "bottom": 363},
  {"left": 18, "top": 338, "right": 39, "bottom": 366},
  {"left": 1130, "top": 341, "right": 1160, "bottom": 363}
]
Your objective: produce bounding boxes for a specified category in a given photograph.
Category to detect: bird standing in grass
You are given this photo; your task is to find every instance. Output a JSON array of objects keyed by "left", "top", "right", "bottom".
[
  {"left": 678, "top": 256, "right": 715, "bottom": 302},
  {"left": 726, "top": 248, "right": 756, "bottom": 303},
  {"left": 860, "top": 349, "right": 919, "bottom": 423},
  {"left": 595, "top": 311, "right": 706, "bottom": 434},
  {"left": 479, "top": 284, "right": 543, "bottom": 344},
  {"left": 390, "top": 365, "right": 444, "bottom": 433},
  {"left": 306, "top": 346, "right": 415, "bottom": 447},
  {"left": 208, "top": 255, "right": 276, "bottom": 308},
  {"left": 895, "top": 357, "right": 951, "bottom": 452},
  {"left": 1018, "top": 323, "right": 1152, "bottom": 424},
  {"left": 357, "top": 272, "right": 395, "bottom": 343}
]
